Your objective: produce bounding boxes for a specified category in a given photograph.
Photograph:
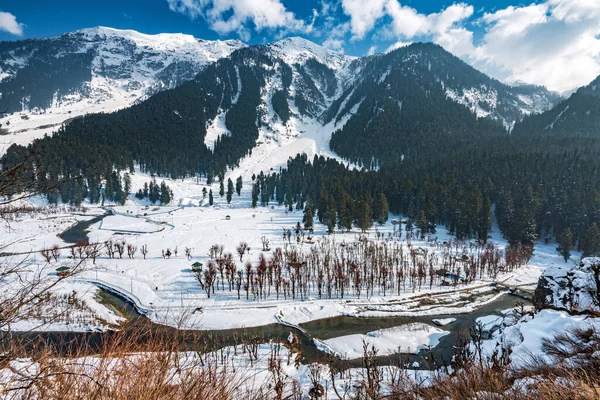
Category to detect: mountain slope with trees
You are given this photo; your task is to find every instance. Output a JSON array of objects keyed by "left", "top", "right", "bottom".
[{"left": 513, "top": 74, "right": 600, "bottom": 136}]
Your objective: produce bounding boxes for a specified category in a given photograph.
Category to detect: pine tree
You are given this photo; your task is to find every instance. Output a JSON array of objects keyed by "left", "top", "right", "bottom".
[
  {"left": 160, "top": 181, "right": 172, "bottom": 205},
  {"left": 209, "top": 189, "right": 214, "bottom": 206},
  {"left": 556, "top": 227, "right": 573, "bottom": 262},
  {"left": 337, "top": 192, "right": 354, "bottom": 232},
  {"left": 202, "top": 187, "right": 207, "bottom": 198},
  {"left": 317, "top": 187, "right": 327, "bottom": 223},
  {"left": 582, "top": 223, "right": 600, "bottom": 258},
  {"left": 477, "top": 196, "right": 492, "bottom": 242},
  {"left": 236, "top": 176, "right": 243, "bottom": 196},
  {"left": 373, "top": 192, "right": 389, "bottom": 225},
  {"left": 252, "top": 182, "right": 259, "bottom": 208},
  {"left": 303, "top": 200, "right": 314, "bottom": 231},
  {"left": 417, "top": 210, "right": 429, "bottom": 238},
  {"left": 226, "top": 178, "right": 234, "bottom": 204},
  {"left": 123, "top": 172, "right": 131, "bottom": 197},
  {"left": 219, "top": 180, "right": 225, "bottom": 197},
  {"left": 356, "top": 194, "right": 373, "bottom": 233},
  {"left": 324, "top": 197, "right": 337, "bottom": 234}
]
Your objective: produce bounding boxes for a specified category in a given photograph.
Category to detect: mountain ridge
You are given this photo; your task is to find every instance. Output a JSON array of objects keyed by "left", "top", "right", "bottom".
[{"left": 1, "top": 27, "right": 563, "bottom": 165}]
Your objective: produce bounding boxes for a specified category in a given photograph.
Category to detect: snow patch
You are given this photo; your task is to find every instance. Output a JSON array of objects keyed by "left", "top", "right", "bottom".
[{"left": 322, "top": 323, "right": 449, "bottom": 359}]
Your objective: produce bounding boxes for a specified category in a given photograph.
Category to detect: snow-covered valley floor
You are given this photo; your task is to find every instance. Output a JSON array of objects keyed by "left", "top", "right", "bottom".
[{"left": 0, "top": 165, "right": 574, "bottom": 336}]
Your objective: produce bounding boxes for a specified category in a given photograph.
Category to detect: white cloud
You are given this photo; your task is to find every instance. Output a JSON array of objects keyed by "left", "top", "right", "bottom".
[
  {"left": 385, "top": 40, "right": 411, "bottom": 53},
  {"left": 384, "top": 1, "right": 475, "bottom": 56},
  {"left": 341, "top": 0, "right": 386, "bottom": 39},
  {"left": 475, "top": 0, "right": 600, "bottom": 92},
  {"left": 0, "top": 11, "right": 24, "bottom": 36},
  {"left": 322, "top": 37, "right": 344, "bottom": 52},
  {"left": 321, "top": 21, "right": 350, "bottom": 53},
  {"left": 385, "top": 1, "right": 428, "bottom": 38},
  {"left": 367, "top": 45, "right": 377, "bottom": 56},
  {"left": 167, "top": 0, "right": 308, "bottom": 38}
]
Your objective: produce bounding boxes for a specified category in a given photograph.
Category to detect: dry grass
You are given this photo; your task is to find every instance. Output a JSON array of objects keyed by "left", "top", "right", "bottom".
[{"left": 1, "top": 323, "right": 269, "bottom": 400}]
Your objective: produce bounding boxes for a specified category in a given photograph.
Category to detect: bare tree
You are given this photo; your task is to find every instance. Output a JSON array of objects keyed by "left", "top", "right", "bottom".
[
  {"left": 40, "top": 248, "right": 52, "bottom": 263},
  {"left": 114, "top": 241, "right": 126, "bottom": 259},
  {"left": 236, "top": 242, "right": 249, "bottom": 262},
  {"left": 51, "top": 245, "right": 61, "bottom": 262},
  {"left": 127, "top": 243, "right": 138, "bottom": 259},
  {"left": 141, "top": 244, "right": 149, "bottom": 259},
  {"left": 105, "top": 240, "right": 115, "bottom": 259},
  {"left": 260, "top": 236, "right": 270, "bottom": 252},
  {"left": 85, "top": 242, "right": 102, "bottom": 264}
]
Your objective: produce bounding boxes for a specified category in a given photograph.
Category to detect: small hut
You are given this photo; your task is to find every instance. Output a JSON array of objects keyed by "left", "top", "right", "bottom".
[{"left": 191, "top": 262, "right": 203, "bottom": 272}]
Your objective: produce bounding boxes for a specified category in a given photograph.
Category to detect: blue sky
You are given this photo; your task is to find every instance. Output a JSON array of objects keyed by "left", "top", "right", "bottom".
[
  {"left": 0, "top": 0, "right": 499, "bottom": 52},
  {"left": 1, "top": 0, "right": 599, "bottom": 92}
]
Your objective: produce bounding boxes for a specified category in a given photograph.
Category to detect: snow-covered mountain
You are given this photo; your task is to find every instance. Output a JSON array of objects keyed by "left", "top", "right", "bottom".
[
  {"left": 1, "top": 29, "right": 564, "bottom": 172},
  {"left": 324, "top": 43, "right": 561, "bottom": 132},
  {"left": 0, "top": 27, "right": 245, "bottom": 152}
]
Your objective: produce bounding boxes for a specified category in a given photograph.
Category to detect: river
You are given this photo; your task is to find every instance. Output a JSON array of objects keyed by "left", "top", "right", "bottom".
[{"left": 9, "top": 289, "right": 529, "bottom": 371}]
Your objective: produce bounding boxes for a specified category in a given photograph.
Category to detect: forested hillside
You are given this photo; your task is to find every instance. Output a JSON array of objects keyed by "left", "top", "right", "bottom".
[
  {"left": 327, "top": 43, "right": 560, "bottom": 167},
  {"left": 256, "top": 129, "right": 600, "bottom": 255}
]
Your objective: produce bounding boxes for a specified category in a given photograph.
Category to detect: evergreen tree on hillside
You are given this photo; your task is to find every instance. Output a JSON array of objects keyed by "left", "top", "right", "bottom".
[
  {"left": 226, "top": 178, "right": 234, "bottom": 204},
  {"left": 417, "top": 210, "right": 429, "bottom": 239},
  {"left": 317, "top": 187, "right": 327, "bottom": 223},
  {"left": 160, "top": 181, "right": 172, "bottom": 205},
  {"left": 337, "top": 192, "right": 354, "bottom": 232},
  {"left": 556, "top": 227, "right": 573, "bottom": 262},
  {"left": 219, "top": 180, "right": 225, "bottom": 197},
  {"left": 477, "top": 197, "right": 492, "bottom": 242},
  {"left": 148, "top": 179, "right": 160, "bottom": 204},
  {"left": 252, "top": 182, "right": 259, "bottom": 208},
  {"left": 373, "top": 192, "right": 389, "bottom": 225},
  {"left": 209, "top": 189, "right": 214, "bottom": 206},
  {"left": 236, "top": 176, "right": 243, "bottom": 196},
  {"left": 303, "top": 200, "right": 314, "bottom": 232},
  {"left": 324, "top": 197, "right": 337, "bottom": 234},
  {"left": 356, "top": 194, "right": 373, "bottom": 233},
  {"left": 582, "top": 223, "right": 600, "bottom": 258},
  {"left": 123, "top": 172, "right": 131, "bottom": 197}
]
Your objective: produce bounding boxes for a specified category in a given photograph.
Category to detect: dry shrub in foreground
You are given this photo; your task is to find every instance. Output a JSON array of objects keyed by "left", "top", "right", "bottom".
[{"left": 1, "top": 323, "right": 268, "bottom": 400}]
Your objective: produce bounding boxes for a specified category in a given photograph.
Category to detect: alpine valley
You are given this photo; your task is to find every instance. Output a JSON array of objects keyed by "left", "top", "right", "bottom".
[{"left": 2, "top": 26, "right": 600, "bottom": 400}]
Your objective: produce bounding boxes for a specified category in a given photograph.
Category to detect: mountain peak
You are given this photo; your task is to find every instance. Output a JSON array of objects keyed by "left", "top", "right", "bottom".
[{"left": 267, "top": 36, "right": 355, "bottom": 71}]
